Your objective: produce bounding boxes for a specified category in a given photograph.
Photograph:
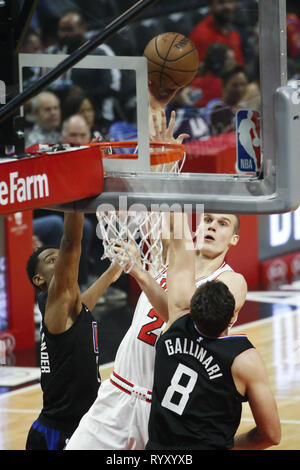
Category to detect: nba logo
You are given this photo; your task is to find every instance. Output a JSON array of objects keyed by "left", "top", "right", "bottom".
[
  {"left": 236, "top": 109, "right": 261, "bottom": 173},
  {"left": 92, "top": 321, "right": 99, "bottom": 353}
]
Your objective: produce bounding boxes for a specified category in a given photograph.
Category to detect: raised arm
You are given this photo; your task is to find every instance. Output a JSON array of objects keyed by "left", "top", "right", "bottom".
[
  {"left": 218, "top": 270, "right": 248, "bottom": 324},
  {"left": 232, "top": 348, "right": 281, "bottom": 450},
  {"left": 131, "top": 268, "right": 169, "bottom": 323},
  {"left": 45, "top": 212, "right": 84, "bottom": 334},
  {"left": 113, "top": 240, "right": 169, "bottom": 322},
  {"left": 166, "top": 212, "right": 196, "bottom": 329},
  {"left": 80, "top": 262, "right": 123, "bottom": 312}
]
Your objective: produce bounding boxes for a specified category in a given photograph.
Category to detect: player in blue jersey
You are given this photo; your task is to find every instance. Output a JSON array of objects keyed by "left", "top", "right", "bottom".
[{"left": 146, "top": 212, "right": 281, "bottom": 450}]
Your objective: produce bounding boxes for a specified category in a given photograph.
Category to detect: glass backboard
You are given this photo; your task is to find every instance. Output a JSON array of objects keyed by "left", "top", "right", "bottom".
[{"left": 18, "top": 0, "right": 300, "bottom": 214}]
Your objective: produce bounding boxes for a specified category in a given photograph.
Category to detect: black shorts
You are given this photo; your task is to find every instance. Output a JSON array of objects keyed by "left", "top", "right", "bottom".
[{"left": 25, "top": 419, "right": 70, "bottom": 450}]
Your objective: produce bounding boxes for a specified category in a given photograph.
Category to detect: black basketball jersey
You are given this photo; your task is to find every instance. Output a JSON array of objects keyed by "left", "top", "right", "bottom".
[
  {"left": 36, "top": 292, "right": 101, "bottom": 435},
  {"left": 147, "top": 313, "right": 254, "bottom": 450}
]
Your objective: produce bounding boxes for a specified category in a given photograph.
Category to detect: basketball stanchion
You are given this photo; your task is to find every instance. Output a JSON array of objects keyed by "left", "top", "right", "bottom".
[{"left": 96, "top": 140, "right": 186, "bottom": 277}]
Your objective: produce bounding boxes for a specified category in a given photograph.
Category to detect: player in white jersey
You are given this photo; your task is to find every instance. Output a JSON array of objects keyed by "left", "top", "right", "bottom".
[{"left": 65, "top": 212, "right": 247, "bottom": 450}]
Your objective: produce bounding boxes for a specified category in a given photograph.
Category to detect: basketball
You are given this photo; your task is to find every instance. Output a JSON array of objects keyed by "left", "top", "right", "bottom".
[{"left": 143, "top": 32, "right": 199, "bottom": 91}]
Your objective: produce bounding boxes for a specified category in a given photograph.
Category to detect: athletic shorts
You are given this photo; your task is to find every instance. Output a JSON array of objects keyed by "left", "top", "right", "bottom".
[
  {"left": 25, "top": 419, "right": 70, "bottom": 450},
  {"left": 65, "top": 377, "right": 151, "bottom": 450}
]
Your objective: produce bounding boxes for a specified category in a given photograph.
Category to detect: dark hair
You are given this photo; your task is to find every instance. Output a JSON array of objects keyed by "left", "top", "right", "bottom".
[
  {"left": 26, "top": 245, "right": 56, "bottom": 290},
  {"left": 62, "top": 88, "right": 93, "bottom": 122},
  {"left": 190, "top": 280, "right": 235, "bottom": 337},
  {"left": 221, "top": 65, "right": 246, "bottom": 85},
  {"left": 203, "top": 43, "right": 232, "bottom": 76}
]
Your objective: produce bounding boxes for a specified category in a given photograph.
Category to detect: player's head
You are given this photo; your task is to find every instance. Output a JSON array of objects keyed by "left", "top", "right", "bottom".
[
  {"left": 190, "top": 280, "right": 235, "bottom": 337},
  {"left": 197, "top": 213, "right": 240, "bottom": 258},
  {"left": 26, "top": 246, "right": 59, "bottom": 292}
]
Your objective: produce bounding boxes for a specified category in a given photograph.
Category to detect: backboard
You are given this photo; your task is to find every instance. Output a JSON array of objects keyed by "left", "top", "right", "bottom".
[{"left": 19, "top": 0, "right": 300, "bottom": 214}]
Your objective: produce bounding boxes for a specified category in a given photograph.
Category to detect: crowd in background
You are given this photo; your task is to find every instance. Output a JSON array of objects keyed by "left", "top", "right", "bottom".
[
  {"left": 20, "top": 0, "right": 300, "bottom": 147},
  {"left": 18, "top": 0, "right": 300, "bottom": 297}
]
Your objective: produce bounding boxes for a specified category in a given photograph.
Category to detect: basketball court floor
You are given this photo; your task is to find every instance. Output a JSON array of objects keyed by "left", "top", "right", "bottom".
[{"left": 1, "top": 279, "right": 300, "bottom": 451}]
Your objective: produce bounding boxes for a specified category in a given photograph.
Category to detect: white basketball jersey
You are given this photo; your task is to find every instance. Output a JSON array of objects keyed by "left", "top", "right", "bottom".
[{"left": 113, "top": 262, "right": 233, "bottom": 390}]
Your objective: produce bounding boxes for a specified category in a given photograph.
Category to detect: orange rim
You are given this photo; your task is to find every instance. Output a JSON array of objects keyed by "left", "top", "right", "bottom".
[{"left": 88, "top": 141, "right": 186, "bottom": 166}]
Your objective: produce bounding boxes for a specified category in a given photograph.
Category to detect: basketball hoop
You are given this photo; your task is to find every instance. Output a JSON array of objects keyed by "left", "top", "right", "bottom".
[
  {"left": 89, "top": 140, "right": 186, "bottom": 174},
  {"left": 96, "top": 140, "right": 185, "bottom": 276}
]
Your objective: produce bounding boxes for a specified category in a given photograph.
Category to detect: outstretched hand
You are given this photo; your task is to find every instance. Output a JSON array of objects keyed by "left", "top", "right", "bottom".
[
  {"left": 113, "top": 239, "right": 143, "bottom": 275},
  {"left": 150, "top": 109, "right": 189, "bottom": 144}
]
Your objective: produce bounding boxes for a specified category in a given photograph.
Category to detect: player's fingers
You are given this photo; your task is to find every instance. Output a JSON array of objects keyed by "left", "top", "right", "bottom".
[
  {"left": 151, "top": 113, "right": 160, "bottom": 139},
  {"left": 176, "top": 133, "right": 190, "bottom": 143},
  {"left": 167, "top": 110, "right": 176, "bottom": 136}
]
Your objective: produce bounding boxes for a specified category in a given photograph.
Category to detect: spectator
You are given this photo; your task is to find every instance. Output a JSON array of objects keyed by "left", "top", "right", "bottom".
[
  {"left": 61, "top": 114, "right": 91, "bottom": 146},
  {"left": 189, "top": 0, "right": 245, "bottom": 66},
  {"left": 20, "top": 28, "right": 44, "bottom": 124},
  {"left": 205, "top": 66, "right": 248, "bottom": 136},
  {"left": 44, "top": 11, "right": 122, "bottom": 136},
  {"left": 165, "top": 95, "right": 210, "bottom": 144},
  {"left": 62, "top": 89, "right": 102, "bottom": 140},
  {"left": 243, "top": 53, "right": 261, "bottom": 110},
  {"left": 21, "top": 27, "right": 43, "bottom": 54},
  {"left": 25, "top": 91, "right": 61, "bottom": 147},
  {"left": 33, "top": 215, "right": 64, "bottom": 250},
  {"left": 190, "top": 43, "right": 237, "bottom": 108},
  {"left": 287, "top": 12, "right": 300, "bottom": 61}
]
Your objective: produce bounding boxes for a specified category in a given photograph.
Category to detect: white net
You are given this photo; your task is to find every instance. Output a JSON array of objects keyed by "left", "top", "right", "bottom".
[
  {"left": 96, "top": 142, "right": 185, "bottom": 277},
  {"left": 96, "top": 209, "right": 165, "bottom": 276}
]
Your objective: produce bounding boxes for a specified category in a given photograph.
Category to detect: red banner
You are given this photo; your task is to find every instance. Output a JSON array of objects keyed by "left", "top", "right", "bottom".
[
  {"left": 4, "top": 211, "right": 35, "bottom": 351},
  {"left": 0, "top": 146, "right": 104, "bottom": 215},
  {"left": 182, "top": 132, "right": 237, "bottom": 174}
]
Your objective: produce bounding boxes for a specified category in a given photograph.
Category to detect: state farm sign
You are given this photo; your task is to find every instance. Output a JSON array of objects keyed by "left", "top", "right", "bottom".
[
  {"left": 0, "top": 146, "right": 103, "bottom": 215},
  {"left": 0, "top": 171, "right": 49, "bottom": 205}
]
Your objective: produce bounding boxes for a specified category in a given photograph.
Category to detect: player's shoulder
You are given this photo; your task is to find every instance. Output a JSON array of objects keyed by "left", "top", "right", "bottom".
[
  {"left": 232, "top": 347, "right": 263, "bottom": 382},
  {"left": 218, "top": 270, "right": 247, "bottom": 288}
]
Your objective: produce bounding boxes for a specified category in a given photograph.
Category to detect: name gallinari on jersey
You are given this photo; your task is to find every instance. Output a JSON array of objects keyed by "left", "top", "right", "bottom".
[{"left": 164, "top": 335, "right": 222, "bottom": 380}]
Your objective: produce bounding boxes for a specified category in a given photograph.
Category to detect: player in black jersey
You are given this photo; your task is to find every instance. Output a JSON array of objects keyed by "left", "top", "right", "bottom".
[
  {"left": 25, "top": 212, "right": 122, "bottom": 450},
  {"left": 146, "top": 213, "right": 281, "bottom": 451}
]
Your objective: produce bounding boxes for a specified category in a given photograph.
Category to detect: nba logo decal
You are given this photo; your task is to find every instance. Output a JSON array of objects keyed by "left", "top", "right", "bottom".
[{"left": 236, "top": 109, "right": 261, "bottom": 173}]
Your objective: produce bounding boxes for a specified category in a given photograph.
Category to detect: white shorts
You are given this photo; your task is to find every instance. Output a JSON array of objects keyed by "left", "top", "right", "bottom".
[{"left": 65, "top": 375, "right": 151, "bottom": 450}]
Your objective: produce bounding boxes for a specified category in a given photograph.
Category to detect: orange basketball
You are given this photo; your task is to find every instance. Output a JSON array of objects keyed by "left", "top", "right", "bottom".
[{"left": 143, "top": 32, "right": 199, "bottom": 90}]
